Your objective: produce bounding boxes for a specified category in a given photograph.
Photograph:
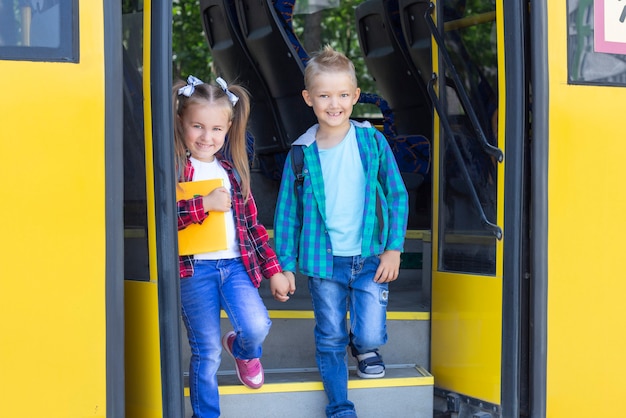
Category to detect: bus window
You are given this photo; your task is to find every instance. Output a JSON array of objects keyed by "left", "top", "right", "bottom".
[
  {"left": 567, "top": 0, "right": 626, "bottom": 85},
  {"left": 122, "top": 4, "right": 150, "bottom": 281},
  {"left": 0, "top": 0, "right": 77, "bottom": 62},
  {"left": 438, "top": 1, "right": 498, "bottom": 275}
]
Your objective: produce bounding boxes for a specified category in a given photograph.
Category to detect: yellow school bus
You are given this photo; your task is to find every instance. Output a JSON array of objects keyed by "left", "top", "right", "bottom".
[{"left": 0, "top": 1, "right": 625, "bottom": 417}]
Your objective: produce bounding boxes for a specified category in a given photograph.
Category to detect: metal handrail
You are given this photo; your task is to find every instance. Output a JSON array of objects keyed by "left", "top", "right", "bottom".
[
  {"left": 425, "top": 2, "right": 504, "bottom": 163},
  {"left": 428, "top": 73, "right": 502, "bottom": 240}
]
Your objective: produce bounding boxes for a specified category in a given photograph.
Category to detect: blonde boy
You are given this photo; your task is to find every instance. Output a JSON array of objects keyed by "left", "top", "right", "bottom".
[{"left": 274, "top": 46, "right": 409, "bottom": 418}]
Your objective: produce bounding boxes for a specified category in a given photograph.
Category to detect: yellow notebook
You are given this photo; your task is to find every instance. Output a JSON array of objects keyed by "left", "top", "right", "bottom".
[{"left": 176, "top": 179, "right": 228, "bottom": 255}]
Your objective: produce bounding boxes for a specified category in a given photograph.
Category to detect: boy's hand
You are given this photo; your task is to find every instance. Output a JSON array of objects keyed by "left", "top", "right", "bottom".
[
  {"left": 202, "top": 187, "right": 231, "bottom": 212},
  {"left": 374, "top": 250, "right": 401, "bottom": 283},
  {"left": 270, "top": 272, "right": 297, "bottom": 302}
]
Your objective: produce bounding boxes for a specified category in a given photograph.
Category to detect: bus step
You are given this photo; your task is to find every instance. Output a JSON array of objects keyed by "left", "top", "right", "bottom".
[{"left": 183, "top": 365, "right": 433, "bottom": 417}]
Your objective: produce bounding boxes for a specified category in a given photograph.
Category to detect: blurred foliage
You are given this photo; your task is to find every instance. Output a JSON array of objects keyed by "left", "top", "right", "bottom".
[{"left": 172, "top": 0, "right": 214, "bottom": 82}]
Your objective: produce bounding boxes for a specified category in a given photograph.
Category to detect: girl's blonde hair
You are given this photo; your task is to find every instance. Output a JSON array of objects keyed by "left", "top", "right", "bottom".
[
  {"left": 304, "top": 45, "right": 358, "bottom": 90},
  {"left": 172, "top": 77, "right": 252, "bottom": 201}
]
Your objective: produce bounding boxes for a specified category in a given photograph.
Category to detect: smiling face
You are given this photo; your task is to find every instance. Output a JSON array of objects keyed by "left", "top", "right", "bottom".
[
  {"left": 302, "top": 70, "right": 360, "bottom": 134},
  {"left": 180, "top": 102, "right": 232, "bottom": 162}
]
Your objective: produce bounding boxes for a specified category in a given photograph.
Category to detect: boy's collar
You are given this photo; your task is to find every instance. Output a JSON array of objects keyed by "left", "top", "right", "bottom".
[
  {"left": 292, "top": 125, "right": 318, "bottom": 147},
  {"left": 351, "top": 119, "right": 372, "bottom": 128},
  {"left": 291, "top": 120, "right": 372, "bottom": 147}
]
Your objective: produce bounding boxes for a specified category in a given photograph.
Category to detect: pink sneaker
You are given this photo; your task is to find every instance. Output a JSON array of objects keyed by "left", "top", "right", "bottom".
[{"left": 221, "top": 331, "right": 264, "bottom": 389}]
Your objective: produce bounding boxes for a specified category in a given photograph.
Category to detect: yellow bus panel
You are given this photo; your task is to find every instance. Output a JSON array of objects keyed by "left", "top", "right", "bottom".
[
  {"left": 431, "top": 272, "right": 503, "bottom": 404},
  {"left": 0, "top": 3, "right": 109, "bottom": 417},
  {"left": 546, "top": 2, "right": 626, "bottom": 417}
]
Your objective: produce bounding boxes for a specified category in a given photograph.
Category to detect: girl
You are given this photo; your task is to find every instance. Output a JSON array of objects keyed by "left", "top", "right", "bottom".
[{"left": 173, "top": 75, "right": 295, "bottom": 418}]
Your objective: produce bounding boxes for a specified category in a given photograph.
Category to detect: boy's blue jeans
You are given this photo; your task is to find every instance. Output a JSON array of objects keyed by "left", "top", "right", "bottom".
[
  {"left": 308, "top": 255, "right": 389, "bottom": 418},
  {"left": 180, "top": 258, "right": 271, "bottom": 418}
]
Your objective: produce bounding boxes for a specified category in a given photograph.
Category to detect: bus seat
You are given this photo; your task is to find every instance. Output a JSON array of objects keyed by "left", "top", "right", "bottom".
[
  {"left": 358, "top": 92, "right": 429, "bottom": 179},
  {"left": 272, "top": 0, "right": 309, "bottom": 64},
  {"left": 397, "top": 0, "right": 432, "bottom": 86},
  {"left": 234, "top": 0, "right": 317, "bottom": 146},
  {"left": 355, "top": 0, "right": 432, "bottom": 138},
  {"left": 391, "top": 134, "right": 430, "bottom": 178},
  {"left": 200, "top": 0, "right": 289, "bottom": 154}
]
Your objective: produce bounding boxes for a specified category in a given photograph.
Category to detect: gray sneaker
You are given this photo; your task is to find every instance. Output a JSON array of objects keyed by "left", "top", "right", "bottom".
[{"left": 355, "top": 351, "right": 385, "bottom": 378}]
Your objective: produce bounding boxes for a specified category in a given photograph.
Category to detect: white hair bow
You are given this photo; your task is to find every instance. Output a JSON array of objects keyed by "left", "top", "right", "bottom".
[
  {"left": 216, "top": 77, "right": 239, "bottom": 106},
  {"left": 178, "top": 75, "right": 204, "bottom": 97}
]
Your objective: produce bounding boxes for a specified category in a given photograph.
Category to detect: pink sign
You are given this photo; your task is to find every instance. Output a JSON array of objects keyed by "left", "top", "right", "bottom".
[{"left": 594, "top": 0, "right": 626, "bottom": 54}]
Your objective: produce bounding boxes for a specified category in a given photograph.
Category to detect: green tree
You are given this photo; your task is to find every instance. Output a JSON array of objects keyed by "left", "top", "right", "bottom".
[{"left": 172, "top": 0, "right": 213, "bottom": 81}]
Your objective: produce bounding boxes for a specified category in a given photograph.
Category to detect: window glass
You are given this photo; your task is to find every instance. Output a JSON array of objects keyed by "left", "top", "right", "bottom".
[
  {"left": 122, "top": 3, "right": 149, "bottom": 281},
  {"left": 438, "top": 0, "right": 498, "bottom": 275},
  {"left": 0, "top": 0, "right": 77, "bottom": 61},
  {"left": 568, "top": 0, "right": 626, "bottom": 85}
]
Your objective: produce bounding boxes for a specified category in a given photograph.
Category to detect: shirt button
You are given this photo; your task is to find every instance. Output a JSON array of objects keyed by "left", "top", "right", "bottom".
[{"left": 327, "top": 249, "right": 331, "bottom": 253}]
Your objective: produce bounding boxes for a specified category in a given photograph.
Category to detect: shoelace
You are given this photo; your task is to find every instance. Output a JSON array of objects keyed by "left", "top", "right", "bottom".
[{"left": 239, "top": 359, "right": 261, "bottom": 375}]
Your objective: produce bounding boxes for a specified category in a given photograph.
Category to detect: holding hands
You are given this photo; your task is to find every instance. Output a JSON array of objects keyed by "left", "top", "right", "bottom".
[{"left": 270, "top": 271, "right": 296, "bottom": 302}]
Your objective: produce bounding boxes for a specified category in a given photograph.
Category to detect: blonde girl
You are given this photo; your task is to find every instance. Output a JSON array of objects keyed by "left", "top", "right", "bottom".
[{"left": 173, "top": 75, "right": 295, "bottom": 418}]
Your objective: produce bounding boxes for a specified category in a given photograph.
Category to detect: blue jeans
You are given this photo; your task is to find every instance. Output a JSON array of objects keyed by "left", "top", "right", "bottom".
[
  {"left": 180, "top": 258, "right": 271, "bottom": 418},
  {"left": 308, "top": 255, "right": 389, "bottom": 418}
]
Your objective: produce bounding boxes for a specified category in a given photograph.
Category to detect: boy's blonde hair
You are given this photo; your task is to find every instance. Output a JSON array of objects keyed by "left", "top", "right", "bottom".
[
  {"left": 172, "top": 77, "right": 252, "bottom": 201},
  {"left": 304, "top": 45, "right": 358, "bottom": 90}
]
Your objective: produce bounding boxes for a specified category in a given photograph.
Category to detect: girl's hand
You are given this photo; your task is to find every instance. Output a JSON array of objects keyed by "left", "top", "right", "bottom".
[
  {"left": 270, "top": 272, "right": 296, "bottom": 302},
  {"left": 202, "top": 187, "right": 231, "bottom": 212},
  {"left": 373, "top": 250, "right": 401, "bottom": 283}
]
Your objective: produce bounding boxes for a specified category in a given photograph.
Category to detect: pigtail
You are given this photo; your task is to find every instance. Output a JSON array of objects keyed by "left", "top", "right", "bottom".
[
  {"left": 224, "top": 83, "right": 252, "bottom": 202},
  {"left": 172, "top": 79, "right": 189, "bottom": 182}
]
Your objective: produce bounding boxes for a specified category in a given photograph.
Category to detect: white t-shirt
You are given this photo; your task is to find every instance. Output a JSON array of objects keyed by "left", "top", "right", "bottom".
[
  {"left": 189, "top": 157, "right": 241, "bottom": 260},
  {"left": 318, "top": 125, "right": 365, "bottom": 256}
]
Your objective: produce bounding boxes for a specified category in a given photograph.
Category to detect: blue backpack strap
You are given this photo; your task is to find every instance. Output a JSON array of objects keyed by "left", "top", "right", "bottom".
[
  {"left": 290, "top": 144, "right": 305, "bottom": 193},
  {"left": 290, "top": 144, "right": 305, "bottom": 223}
]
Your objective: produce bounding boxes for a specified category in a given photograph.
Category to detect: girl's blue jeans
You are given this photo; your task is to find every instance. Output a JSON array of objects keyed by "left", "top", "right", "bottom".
[
  {"left": 308, "top": 255, "right": 389, "bottom": 418},
  {"left": 180, "top": 258, "right": 271, "bottom": 418}
]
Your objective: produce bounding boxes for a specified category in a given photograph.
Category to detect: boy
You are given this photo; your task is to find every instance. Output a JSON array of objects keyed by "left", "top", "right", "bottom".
[{"left": 274, "top": 46, "right": 409, "bottom": 418}]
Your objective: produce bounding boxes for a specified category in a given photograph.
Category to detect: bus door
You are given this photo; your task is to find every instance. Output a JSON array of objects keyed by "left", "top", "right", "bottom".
[
  {"left": 0, "top": 2, "right": 125, "bottom": 417},
  {"left": 428, "top": 1, "right": 528, "bottom": 416},
  {"left": 122, "top": 1, "right": 185, "bottom": 417}
]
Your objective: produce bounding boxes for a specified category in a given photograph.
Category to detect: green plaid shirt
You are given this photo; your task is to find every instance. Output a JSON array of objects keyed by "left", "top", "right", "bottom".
[{"left": 274, "top": 122, "right": 409, "bottom": 279}]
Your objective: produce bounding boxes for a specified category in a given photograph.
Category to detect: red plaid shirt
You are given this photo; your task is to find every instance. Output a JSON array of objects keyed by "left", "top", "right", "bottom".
[{"left": 177, "top": 157, "right": 282, "bottom": 287}]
